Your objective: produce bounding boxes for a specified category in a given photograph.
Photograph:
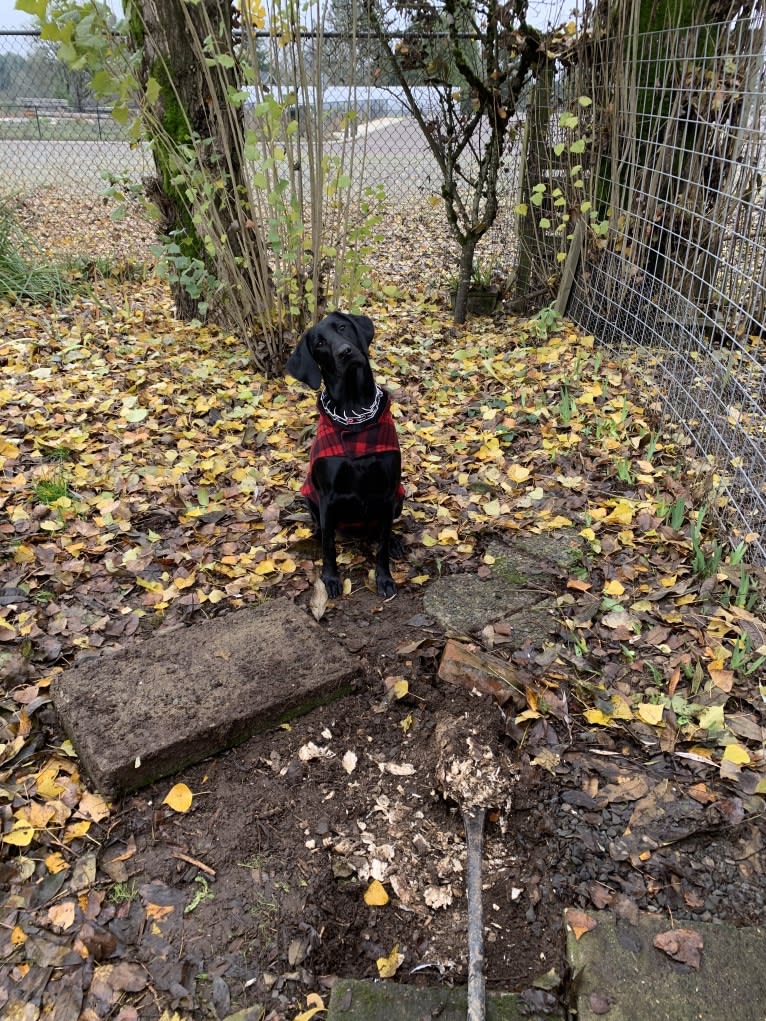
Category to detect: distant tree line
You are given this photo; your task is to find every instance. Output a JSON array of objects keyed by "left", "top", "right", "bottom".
[{"left": 0, "top": 41, "right": 92, "bottom": 109}]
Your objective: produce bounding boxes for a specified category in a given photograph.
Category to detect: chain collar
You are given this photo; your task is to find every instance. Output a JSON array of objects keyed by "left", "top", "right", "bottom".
[{"left": 320, "top": 385, "right": 384, "bottom": 426}]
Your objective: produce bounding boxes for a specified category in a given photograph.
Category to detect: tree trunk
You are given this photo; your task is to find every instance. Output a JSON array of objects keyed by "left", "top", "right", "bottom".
[
  {"left": 127, "top": 0, "right": 273, "bottom": 357},
  {"left": 453, "top": 237, "right": 479, "bottom": 325}
]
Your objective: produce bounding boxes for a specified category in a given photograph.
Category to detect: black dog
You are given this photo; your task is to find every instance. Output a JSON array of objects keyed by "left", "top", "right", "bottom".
[{"left": 286, "top": 311, "right": 404, "bottom": 598}]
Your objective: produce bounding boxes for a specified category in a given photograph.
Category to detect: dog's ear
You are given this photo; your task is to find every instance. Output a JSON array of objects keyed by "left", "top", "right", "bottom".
[
  {"left": 351, "top": 314, "right": 375, "bottom": 352},
  {"left": 285, "top": 331, "right": 322, "bottom": 390}
]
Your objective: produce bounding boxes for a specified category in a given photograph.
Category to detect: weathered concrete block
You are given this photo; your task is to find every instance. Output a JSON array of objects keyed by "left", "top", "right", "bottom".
[
  {"left": 327, "top": 978, "right": 525, "bottom": 1021},
  {"left": 566, "top": 907, "right": 766, "bottom": 1021},
  {"left": 52, "top": 598, "right": 360, "bottom": 796}
]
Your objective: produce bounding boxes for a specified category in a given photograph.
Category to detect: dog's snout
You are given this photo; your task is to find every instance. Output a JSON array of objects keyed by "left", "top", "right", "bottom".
[{"left": 338, "top": 342, "right": 355, "bottom": 361}]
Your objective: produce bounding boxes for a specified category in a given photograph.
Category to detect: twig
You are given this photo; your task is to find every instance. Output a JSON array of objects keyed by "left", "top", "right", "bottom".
[{"left": 171, "top": 850, "right": 216, "bottom": 877}]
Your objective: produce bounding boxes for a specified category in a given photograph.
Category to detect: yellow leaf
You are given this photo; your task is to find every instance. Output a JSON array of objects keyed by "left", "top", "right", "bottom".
[
  {"left": 583, "top": 708, "right": 613, "bottom": 726},
  {"left": 699, "top": 705, "right": 725, "bottom": 732},
  {"left": 421, "top": 532, "right": 438, "bottom": 548},
  {"left": 604, "top": 500, "right": 635, "bottom": 526},
  {"left": 507, "top": 464, "right": 531, "bottom": 483},
  {"left": 45, "top": 852, "right": 69, "bottom": 875},
  {"left": 64, "top": 820, "right": 91, "bottom": 843},
  {"left": 36, "top": 763, "right": 64, "bottom": 798},
  {"left": 11, "top": 925, "right": 27, "bottom": 946},
  {"left": 610, "top": 694, "right": 634, "bottom": 721},
  {"left": 364, "top": 879, "right": 390, "bottom": 906},
  {"left": 722, "top": 744, "right": 750, "bottom": 765},
  {"left": 603, "top": 579, "right": 624, "bottom": 596},
  {"left": 173, "top": 573, "right": 197, "bottom": 590},
  {"left": 293, "top": 992, "right": 326, "bottom": 1021},
  {"left": 515, "top": 709, "right": 542, "bottom": 723},
  {"left": 476, "top": 436, "right": 502, "bottom": 461},
  {"left": 27, "top": 801, "right": 55, "bottom": 829},
  {"left": 637, "top": 703, "right": 664, "bottom": 726},
  {"left": 254, "top": 559, "right": 276, "bottom": 575},
  {"left": 3, "top": 819, "right": 35, "bottom": 846},
  {"left": 376, "top": 943, "right": 404, "bottom": 978},
  {"left": 163, "top": 783, "right": 193, "bottom": 813},
  {"left": 384, "top": 676, "right": 408, "bottom": 700}
]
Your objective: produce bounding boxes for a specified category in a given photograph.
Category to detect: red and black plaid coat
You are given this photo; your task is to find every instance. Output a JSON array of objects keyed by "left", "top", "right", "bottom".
[{"left": 301, "top": 389, "right": 405, "bottom": 507}]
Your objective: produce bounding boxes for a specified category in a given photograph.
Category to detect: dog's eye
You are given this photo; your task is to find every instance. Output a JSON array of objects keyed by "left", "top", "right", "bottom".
[{"left": 336, "top": 323, "right": 345, "bottom": 333}]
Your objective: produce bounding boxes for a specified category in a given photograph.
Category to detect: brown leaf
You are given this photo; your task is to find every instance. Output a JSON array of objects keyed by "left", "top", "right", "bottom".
[
  {"left": 596, "top": 774, "right": 649, "bottom": 805},
  {"left": 653, "top": 928, "right": 703, "bottom": 969},
  {"left": 309, "top": 577, "right": 329, "bottom": 620},
  {"left": 438, "top": 639, "right": 524, "bottom": 702},
  {"left": 588, "top": 882, "right": 615, "bottom": 909},
  {"left": 566, "top": 908, "right": 597, "bottom": 941}
]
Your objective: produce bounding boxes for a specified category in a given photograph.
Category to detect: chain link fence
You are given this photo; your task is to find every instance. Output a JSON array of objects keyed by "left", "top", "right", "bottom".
[
  {"left": 0, "top": 26, "right": 521, "bottom": 269},
  {"left": 2, "top": 19, "right": 766, "bottom": 558},
  {"left": 0, "top": 29, "right": 152, "bottom": 191}
]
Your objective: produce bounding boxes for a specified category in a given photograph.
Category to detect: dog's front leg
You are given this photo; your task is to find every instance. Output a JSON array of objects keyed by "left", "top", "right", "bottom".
[
  {"left": 318, "top": 501, "right": 342, "bottom": 598},
  {"left": 375, "top": 505, "right": 397, "bottom": 598}
]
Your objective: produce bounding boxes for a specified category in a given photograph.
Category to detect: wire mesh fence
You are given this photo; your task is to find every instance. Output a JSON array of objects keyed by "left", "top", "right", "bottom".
[
  {"left": 0, "top": 26, "right": 521, "bottom": 270},
  {"left": 2, "top": 18, "right": 766, "bottom": 558},
  {"left": 567, "top": 16, "right": 766, "bottom": 561},
  {"left": 0, "top": 29, "right": 152, "bottom": 190}
]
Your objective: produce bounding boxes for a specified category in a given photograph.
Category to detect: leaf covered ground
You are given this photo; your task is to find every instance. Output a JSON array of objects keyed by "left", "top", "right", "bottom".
[{"left": 1, "top": 191, "right": 766, "bottom": 1021}]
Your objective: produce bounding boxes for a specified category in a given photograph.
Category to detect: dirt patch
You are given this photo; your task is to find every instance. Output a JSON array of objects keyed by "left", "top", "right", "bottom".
[
  {"left": 101, "top": 584, "right": 568, "bottom": 1019},
  {"left": 85, "top": 569, "right": 766, "bottom": 1021}
]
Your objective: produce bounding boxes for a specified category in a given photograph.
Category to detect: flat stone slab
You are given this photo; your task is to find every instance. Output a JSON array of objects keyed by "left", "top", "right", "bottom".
[
  {"left": 327, "top": 978, "right": 525, "bottom": 1020},
  {"left": 423, "top": 533, "right": 580, "bottom": 640},
  {"left": 566, "top": 908, "right": 766, "bottom": 1021},
  {"left": 52, "top": 598, "right": 360, "bottom": 796}
]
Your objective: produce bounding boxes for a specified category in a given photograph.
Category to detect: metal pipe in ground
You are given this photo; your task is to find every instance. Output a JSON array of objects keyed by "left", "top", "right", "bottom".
[{"left": 463, "top": 806, "right": 486, "bottom": 1021}]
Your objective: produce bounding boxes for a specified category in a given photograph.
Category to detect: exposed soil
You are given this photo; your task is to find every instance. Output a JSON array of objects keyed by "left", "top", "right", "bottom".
[{"left": 90, "top": 565, "right": 766, "bottom": 1021}]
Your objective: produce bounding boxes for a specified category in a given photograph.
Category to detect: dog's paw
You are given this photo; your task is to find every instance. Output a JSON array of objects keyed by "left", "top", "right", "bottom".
[
  {"left": 322, "top": 573, "right": 343, "bottom": 599},
  {"left": 376, "top": 570, "right": 397, "bottom": 599}
]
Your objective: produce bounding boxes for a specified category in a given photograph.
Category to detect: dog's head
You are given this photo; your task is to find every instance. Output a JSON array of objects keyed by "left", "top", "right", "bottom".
[{"left": 285, "top": 312, "right": 375, "bottom": 391}]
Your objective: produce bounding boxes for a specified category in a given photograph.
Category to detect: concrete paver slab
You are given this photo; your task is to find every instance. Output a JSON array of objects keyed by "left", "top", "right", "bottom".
[
  {"left": 566, "top": 907, "right": 766, "bottom": 1021},
  {"left": 327, "top": 978, "right": 525, "bottom": 1020},
  {"left": 52, "top": 598, "right": 360, "bottom": 795}
]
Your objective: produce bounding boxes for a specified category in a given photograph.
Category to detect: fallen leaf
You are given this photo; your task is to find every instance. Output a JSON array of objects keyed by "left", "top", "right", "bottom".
[
  {"left": 364, "top": 879, "right": 390, "bottom": 906},
  {"left": 653, "top": 928, "right": 703, "bottom": 969},
  {"left": 309, "top": 577, "right": 328, "bottom": 620},
  {"left": 294, "top": 993, "right": 326, "bottom": 1021},
  {"left": 48, "top": 900, "right": 77, "bottom": 931},
  {"left": 637, "top": 703, "right": 664, "bottom": 726},
  {"left": 163, "top": 783, "right": 193, "bottom": 813},
  {"left": 376, "top": 943, "right": 404, "bottom": 978},
  {"left": 722, "top": 744, "right": 750, "bottom": 765},
  {"left": 566, "top": 908, "right": 597, "bottom": 940}
]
